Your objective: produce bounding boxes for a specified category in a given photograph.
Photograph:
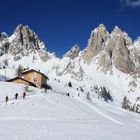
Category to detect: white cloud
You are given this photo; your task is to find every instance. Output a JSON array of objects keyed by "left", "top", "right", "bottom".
[{"left": 121, "top": 0, "right": 140, "bottom": 7}]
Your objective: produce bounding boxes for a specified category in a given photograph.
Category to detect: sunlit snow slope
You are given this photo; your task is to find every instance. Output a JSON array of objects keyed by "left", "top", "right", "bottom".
[{"left": 0, "top": 81, "right": 140, "bottom": 140}]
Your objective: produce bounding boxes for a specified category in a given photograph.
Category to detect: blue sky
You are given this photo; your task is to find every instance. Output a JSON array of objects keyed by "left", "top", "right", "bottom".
[{"left": 0, "top": 0, "right": 140, "bottom": 57}]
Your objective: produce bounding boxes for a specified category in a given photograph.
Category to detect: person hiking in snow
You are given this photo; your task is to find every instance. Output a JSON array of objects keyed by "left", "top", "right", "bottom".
[
  {"left": 5, "top": 96, "right": 9, "bottom": 105},
  {"left": 22, "top": 91, "right": 26, "bottom": 99},
  {"left": 15, "top": 93, "right": 18, "bottom": 100}
]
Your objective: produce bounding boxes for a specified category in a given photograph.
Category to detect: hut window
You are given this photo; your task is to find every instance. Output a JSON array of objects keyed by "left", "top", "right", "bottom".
[{"left": 34, "top": 78, "right": 37, "bottom": 82}]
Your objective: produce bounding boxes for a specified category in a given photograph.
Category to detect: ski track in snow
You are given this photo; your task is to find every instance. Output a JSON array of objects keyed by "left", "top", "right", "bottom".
[
  {"left": 77, "top": 99, "right": 126, "bottom": 126},
  {"left": 78, "top": 98, "right": 140, "bottom": 128},
  {"left": 91, "top": 100, "right": 140, "bottom": 128}
]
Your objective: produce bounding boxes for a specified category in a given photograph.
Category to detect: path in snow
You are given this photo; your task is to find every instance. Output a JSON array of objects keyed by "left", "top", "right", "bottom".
[{"left": 77, "top": 99, "right": 125, "bottom": 126}]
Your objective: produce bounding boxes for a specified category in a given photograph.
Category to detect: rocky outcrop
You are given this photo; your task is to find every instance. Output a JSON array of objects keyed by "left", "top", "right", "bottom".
[
  {"left": 13, "top": 24, "right": 40, "bottom": 49},
  {"left": 81, "top": 25, "right": 135, "bottom": 74},
  {"left": 10, "top": 24, "right": 41, "bottom": 53},
  {"left": 112, "top": 35, "right": 134, "bottom": 73},
  {"left": 63, "top": 44, "right": 80, "bottom": 59},
  {"left": 111, "top": 26, "right": 132, "bottom": 46},
  {"left": 82, "top": 24, "right": 110, "bottom": 61},
  {"left": 0, "top": 32, "right": 9, "bottom": 55},
  {"left": 129, "top": 37, "right": 140, "bottom": 67},
  {"left": 0, "top": 32, "right": 8, "bottom": 41},
  {"left": 0, "top": 24, "right": 54, "bottom": 61},
  {"left": 8, "top": 24, "right": 49, "bottom": 61}
]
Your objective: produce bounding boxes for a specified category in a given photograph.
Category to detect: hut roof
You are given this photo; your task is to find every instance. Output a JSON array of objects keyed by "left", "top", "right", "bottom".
[{"left": 22, "top": 69, "right": 48, "bottom": 79}]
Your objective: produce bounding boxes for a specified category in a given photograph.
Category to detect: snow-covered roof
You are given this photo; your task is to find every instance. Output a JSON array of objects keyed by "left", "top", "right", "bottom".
[{"left": 22, "top": 69, "right": 48, "bottom": 79}]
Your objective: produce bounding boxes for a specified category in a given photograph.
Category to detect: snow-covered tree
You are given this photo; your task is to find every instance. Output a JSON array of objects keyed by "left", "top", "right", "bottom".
[
  {"left": 121, "top": 96, "right": 131, "bottom": 110},
  {"left": 100, "top": 87, "right": 113, "bottom": 102},
  {"left": 16, "top": 64, "right": 23, "bottom": 77}
]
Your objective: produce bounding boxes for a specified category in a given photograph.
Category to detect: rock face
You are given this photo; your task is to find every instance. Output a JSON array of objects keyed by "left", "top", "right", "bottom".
[
  {"left": 13, "top": 24, "right": 40, "bottom": 49},
  {"left": 130, "top": 37, "right": 140, "bottom": 67},
  {"left": 63, "top": 44, "right": 80, "bottom": 59},
  {"left": 0, "top": 32, "right": 9, "bottom": 55},
  {"left": 81, "top": 24, "right": 135, "bottom": 74},
  {"left": 0, "top": 24, "right": 54, "bottom": 61},
  {"left": 112, "top": 35, "right": 134, "bottom": 73},
  {"left": 9, "top": 24, "right": 43, "bottom": 55},
  {"left": 82, "top": 24, "right": 109, "bottom": 61},
  {"left": 111, "top": 26, "right": 132, "bottom": 47},
  {"left": 0, "top": 32, "right": 8, "bottom": 41}
]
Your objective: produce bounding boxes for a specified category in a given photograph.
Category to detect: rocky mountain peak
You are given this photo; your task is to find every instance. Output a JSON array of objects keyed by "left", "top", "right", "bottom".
[
  {"left": 98, "top": 23, "right": 106, "bottom": 28},
  {"left": 82, "top": 24, "right": 110, "bottom": 61},
  {"left": 98, "top": 23, "right": 106, "bottom": 30},
  {"left": 111, "top": 26, "right": 132, "bottom": 46},
  {"left": 0, "top": 24, "right": 55, "bottom": 62},
  {"left": 0, "top": 32, "right": 8, "bottom": 40},
  {"left": 91, "top": 24, "right": 108, "bottom": 37},
  {"left": 80, "top": 24, "right": 135, "bottom": 74},
  {"left": 14, "top": 24, "right": 24, "bottom": 32},
  {"left": 12, "top": 24, "right": 40, "bottom": 50},
  {"left": 63, "top": 44, "right": 80, "bottom": 59},
  {"left": 112, "top": 26, "right": 123, "bottom": 35},
  {"left": 97, "top": 24, "right": 106, "bottom": 30},
  {"left": 0, "top": 32, "right": 9, "bottom": 55},
  {"left": 0, "top": 32, "right": 9, "bottom": 46}
]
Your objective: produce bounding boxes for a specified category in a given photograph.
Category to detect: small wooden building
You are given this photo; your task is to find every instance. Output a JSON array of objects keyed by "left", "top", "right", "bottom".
[
  {"left": 21, "top": 69, "right": 48, "bottom": 88},
  {"left": 7, "top": 77, "right": 36, "bottom": 87},
  {"left": 7, "top": 69, "right": 48, "bottom": 88}
]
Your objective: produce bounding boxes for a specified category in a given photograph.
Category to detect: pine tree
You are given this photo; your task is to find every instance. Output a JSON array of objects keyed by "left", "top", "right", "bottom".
[
  {"left": 16, "top": 65, "right": 23, "bottom": 78},
  {"left": 121, "top": 96, "right": 131, "bottom": 110},
  {"left": 100, "top": 87, "right": 112, "bottom": 102},
  {"left": 68, "top": 81, "right": 72, "bottom": 87}
]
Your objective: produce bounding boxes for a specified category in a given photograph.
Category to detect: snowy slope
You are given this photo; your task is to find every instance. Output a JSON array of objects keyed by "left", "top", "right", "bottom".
[{"left": 0, "top": 82, "right": 140, "bottom": 140}]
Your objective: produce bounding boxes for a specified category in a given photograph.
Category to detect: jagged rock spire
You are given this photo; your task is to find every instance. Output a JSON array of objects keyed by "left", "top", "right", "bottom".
[
  {"left": 81, "top": 24, "right": 135, "bottom": 74},
  {"left": 0, "top": 24, "right": 55, "bottom": 61},
  {"left": 63, "top": 44, "right": 80, "bottom": 59},
  {"left": 112, "top": 26, "right": 123, "bottom": 35},
  {"left": 12, "top": 24, "right": 40, "bottom": 49},
  {"left": 82, "top": 24, "right": 110, "bottom": 61},
  {"left": 112, "top": 35, "right": 134, "bottom": 73}
]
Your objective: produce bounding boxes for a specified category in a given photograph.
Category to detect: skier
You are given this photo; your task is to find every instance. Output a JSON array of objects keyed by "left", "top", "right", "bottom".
[
  {"left": 23, "top": 91, "right": 26, "bottom": 99},
  {"left": 15, "top": 93, "right": 18, "bottom": 100},
  {"left": 5, "top": 96, "right": 9, "bottom": 105}
]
